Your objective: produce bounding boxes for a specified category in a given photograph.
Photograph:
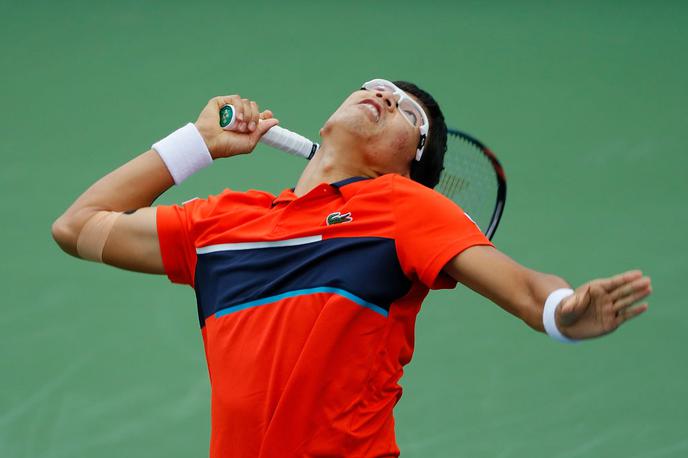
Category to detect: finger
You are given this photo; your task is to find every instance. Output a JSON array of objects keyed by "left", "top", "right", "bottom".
[
  {"left": 233, "top": 96, "right": 245, "bottom": 122},
  {"left": 616, "top": 303, "right": 649, "bottom": 325},
  {"left": 598, "top": 270, "right": 643, "bottom": 293},
  {"left": 228, "top": 97, "right": 246, "bottom": 131},
  {"left": 610, "top": 276, "right": 652, "bottom": 302},
  {"left": 613, "top": 283, "right": 652, "bottom": 312},
  {"left": 232, "top": 100, "right": 244, "bottom": 131},
  {"left": 238, "top": 98, "right": 253, "bottom": 132},
  {"left": 212, "top": 94, "right": 241, "bottom": 110},
  {"left": 254, "top": 117, "right": 280, "bottom": 137},
  {"left": 248, "top": 101, "right": 259, "bottom": 132},
  {"left": 260, "top": 109, "right": 274, "bottom": 120}
]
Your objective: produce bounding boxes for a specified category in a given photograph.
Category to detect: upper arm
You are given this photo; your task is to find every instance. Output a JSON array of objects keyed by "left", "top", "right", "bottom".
[
  {"left": 102, "top": 207, "right": 165, "bottom": 275},
  {"left": 443, "top": 245, "right": 568, "bottom": 330}
]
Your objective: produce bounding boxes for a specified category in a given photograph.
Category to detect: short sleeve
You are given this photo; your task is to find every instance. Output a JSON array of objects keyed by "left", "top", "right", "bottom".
[
  {"left": 391, "top": 175, "right": 494, "bottom": 290},
  {"left": 156, "top": 198, "right": 205, "bottom": 286}
]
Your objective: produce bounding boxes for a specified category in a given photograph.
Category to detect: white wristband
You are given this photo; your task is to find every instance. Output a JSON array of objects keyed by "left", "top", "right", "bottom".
[
  {"left": 543, "top": 288, "right": 578, "bottom": 344},
  {"left": 152, "top": 123, "right": 213, "bottom": 185}
]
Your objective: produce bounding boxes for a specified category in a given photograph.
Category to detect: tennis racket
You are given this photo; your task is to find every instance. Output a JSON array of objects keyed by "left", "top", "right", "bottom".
[{"left": 219, "top": 105, "right": 506, "bottom": 240}]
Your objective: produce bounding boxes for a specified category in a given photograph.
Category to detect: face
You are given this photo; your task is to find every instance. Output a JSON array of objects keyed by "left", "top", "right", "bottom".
[{"left": 320, "top": 83, "right": 429, "bottom": 177}]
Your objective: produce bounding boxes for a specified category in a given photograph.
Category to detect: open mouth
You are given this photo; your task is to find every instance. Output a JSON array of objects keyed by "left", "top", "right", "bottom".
[{"left": 358, "top": 99, "right": 381, "bottom": 122}]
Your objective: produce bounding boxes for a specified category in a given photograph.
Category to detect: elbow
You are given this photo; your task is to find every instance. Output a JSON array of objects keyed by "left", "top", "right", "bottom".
[{"left": 51, "top": 214, "right": 79, "bottom": 256}]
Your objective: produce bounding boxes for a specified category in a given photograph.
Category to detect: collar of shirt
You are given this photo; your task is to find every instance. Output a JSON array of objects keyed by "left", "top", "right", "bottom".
[{"left": 271, "top": 176, "right": 371, "bottom": 206}]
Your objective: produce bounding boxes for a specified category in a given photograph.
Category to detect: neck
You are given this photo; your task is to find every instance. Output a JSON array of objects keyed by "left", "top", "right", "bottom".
[{"left": 293, "top": 140, "right": 375, "bottom": 197}]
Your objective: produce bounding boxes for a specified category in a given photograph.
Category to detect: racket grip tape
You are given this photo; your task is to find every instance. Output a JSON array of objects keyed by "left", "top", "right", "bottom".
[{"left": 261, "top": 126, "right": 318, "bottom": 159}]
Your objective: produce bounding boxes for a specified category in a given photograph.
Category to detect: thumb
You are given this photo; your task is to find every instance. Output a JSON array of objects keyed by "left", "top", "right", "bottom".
[
  {"left": 255, "top": 118, "right": 280, "bottom": 137},
  {"left": 562, "top": 286, "right": 591, "bottom": 318}
]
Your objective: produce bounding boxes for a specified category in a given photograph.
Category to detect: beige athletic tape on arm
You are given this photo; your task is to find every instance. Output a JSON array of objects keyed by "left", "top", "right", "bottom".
[{"left": 76, "top": 211, "right": 123, "bottom": 262}]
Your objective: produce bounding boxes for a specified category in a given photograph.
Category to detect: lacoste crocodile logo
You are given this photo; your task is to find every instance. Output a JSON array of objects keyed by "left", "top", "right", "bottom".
[{"left": 326, "top": 212, "right": 353, "bottom": 226}]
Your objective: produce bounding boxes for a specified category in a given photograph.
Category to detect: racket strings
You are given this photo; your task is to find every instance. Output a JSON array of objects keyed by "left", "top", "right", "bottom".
[{"left": 437, "top": 134, "right": 499, "bottom": 235}]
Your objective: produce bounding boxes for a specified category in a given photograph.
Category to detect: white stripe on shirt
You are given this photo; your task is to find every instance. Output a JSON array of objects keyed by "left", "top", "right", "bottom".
[{"left": 196, "top": 235, "right": 323, "bottom": 254}]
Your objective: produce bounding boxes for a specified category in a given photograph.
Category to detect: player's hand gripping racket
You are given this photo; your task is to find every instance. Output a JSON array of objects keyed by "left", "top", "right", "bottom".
[
  {"left": 220, "top": 104, "right": 319, "bottom": 159},
  {"left": 219, "top": 104, "right": 506, "bottom": 240}
]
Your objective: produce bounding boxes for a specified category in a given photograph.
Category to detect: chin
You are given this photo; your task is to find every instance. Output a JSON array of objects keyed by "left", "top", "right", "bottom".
[{"left": 321, "top": 111, "right": 373, "bottom": 142}]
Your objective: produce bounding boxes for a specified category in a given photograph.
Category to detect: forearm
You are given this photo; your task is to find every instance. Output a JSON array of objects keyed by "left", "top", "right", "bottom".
[
  {"left": 52, "top": 149, "right": 174, "bottom": 255},
  {"left": 444, "top": 246, "right": 571, "bottom": 332},
  {"left": 461, "top": 265, "right": 569, "bottom": 332}
]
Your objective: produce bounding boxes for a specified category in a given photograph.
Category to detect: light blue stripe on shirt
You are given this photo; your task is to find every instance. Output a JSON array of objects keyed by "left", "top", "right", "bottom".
[{"left": 214, "top": 286, "right": 388, "bottom": 318}]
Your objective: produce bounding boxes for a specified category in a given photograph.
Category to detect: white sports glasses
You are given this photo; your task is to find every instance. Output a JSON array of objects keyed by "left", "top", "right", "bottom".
[{"left": 361, "top": 78, "right": 429, "bottom": 161}]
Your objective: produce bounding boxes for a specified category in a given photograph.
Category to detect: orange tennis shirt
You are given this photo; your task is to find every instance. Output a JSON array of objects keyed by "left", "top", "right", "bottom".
[{"left": 156, "top": 174, "right": 493, "bottom": 458}]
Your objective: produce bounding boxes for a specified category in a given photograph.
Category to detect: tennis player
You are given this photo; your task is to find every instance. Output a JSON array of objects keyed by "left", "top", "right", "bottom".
[{"left": 52, "top": 80, "right": 652, "bottom": 458}]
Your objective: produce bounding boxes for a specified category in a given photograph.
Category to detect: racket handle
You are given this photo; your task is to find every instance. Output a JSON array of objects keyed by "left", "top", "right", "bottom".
[
  {"left": 260, "top": 125, "right": 318, "bottom": 160},
  {"left": 219, "top": 104, "right": 318, "bottom": 160}
]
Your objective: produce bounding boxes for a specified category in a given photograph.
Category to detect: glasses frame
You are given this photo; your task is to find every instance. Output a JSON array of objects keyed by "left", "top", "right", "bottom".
[{"left": 361, "top": 78, "right": 429, "bottom": 161}]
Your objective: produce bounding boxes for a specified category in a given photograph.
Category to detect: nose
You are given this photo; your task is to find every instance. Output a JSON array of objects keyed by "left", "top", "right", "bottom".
[{"left": 374, "top": 91, "right": 397, "bottom": 112}]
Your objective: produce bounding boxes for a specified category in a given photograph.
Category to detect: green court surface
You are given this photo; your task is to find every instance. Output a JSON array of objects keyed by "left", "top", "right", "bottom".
[{"left": 1, "top": 1, "right": 686, "bottom": 456}]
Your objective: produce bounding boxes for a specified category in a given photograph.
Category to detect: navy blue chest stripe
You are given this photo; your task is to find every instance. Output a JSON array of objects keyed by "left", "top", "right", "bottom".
[{"left": 193, "top": 237, "right": 410, "bottom": 327}]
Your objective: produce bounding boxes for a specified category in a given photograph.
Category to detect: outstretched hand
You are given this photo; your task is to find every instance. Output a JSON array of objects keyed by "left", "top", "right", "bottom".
[
  {"left": 194, "top": 95, "right": 279, "bottom": 159},
  {"left": 557, "top": 270, "right": 652, "bottom": 340}
]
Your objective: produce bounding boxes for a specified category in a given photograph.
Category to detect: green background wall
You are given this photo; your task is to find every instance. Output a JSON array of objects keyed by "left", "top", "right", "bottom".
[{"left": 1, "top": 0, "right": 686, "bottom": 456}]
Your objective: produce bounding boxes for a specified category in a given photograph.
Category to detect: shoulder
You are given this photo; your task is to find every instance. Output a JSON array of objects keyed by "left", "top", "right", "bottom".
[
  {"left": 367, "top": 173, "right": 432, "bottom": 195},
  {"left": 178, "top": 188, "right": 276, "bottom": 217},
  {"left": 380, "top": 174, "right": 458, "bottom": 209}
]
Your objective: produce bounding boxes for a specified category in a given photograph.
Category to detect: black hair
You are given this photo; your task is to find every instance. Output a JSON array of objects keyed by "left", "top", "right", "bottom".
[{"left": 393, "top": 80, "right": 447, "bottom": 189}]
